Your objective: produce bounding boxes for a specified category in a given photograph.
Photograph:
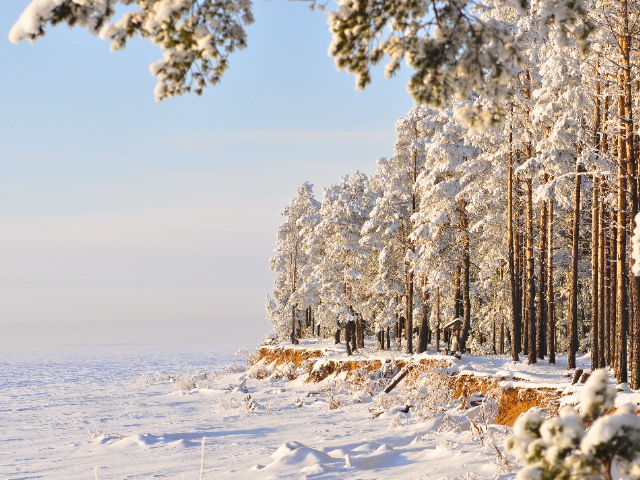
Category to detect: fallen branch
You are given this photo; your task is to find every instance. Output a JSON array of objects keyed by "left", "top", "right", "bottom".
[{"left": 384, "top": 364, "right": 415, "bottom": 394}]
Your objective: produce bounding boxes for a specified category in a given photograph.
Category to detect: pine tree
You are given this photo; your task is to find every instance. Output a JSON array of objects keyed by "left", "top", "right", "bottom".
[
  {"left": 268, "top": 182, "right": 321, "bottom": 343},
  {"left": 314, "top": 172, "right": 375, "bottom": 354}
]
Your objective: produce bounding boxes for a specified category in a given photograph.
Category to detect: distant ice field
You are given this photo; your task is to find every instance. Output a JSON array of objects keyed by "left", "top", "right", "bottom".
[
  {"left": 1, "top": 341, "right": 518, "bottom": 480},
  {"left": 0, "top": 343, "right": 239, "bottom": 389},
  {"left": 1, "top": 344, "right": 240, "bottom": 479}
]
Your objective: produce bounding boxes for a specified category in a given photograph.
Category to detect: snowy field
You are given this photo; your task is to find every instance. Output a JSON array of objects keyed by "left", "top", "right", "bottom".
[{"left": 2, "top": 341, "right": 616, "bottom": 480}]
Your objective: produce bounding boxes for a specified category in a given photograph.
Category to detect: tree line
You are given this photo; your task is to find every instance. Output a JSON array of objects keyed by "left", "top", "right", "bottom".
[{"left": 268, "top": 0, "right": 640, "bottom": 389}]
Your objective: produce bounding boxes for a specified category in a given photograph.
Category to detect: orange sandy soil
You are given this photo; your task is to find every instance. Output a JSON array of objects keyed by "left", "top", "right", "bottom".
[{"left": 253, "top": 341, "right": 575, "bottom": 426}]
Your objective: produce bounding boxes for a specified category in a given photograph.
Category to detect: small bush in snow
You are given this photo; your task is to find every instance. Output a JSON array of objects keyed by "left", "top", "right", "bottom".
[
  {"left": 235, "top": 347, "right": 259, "bottom": 367},
  {"left": 373, "top": 392, "right": 397, "bottom": 409},
  {"left": 268, "top": 362, "right": 298, "bottom": 380},
  {"left": 174, "top": 371, "right": 214, "bottom": 390},
  {"left": 222, "top": 363, "right": 246, "bottom": 374},
  {"left": 244, "top": 395, "right": 259, "bottom": 412},
  {"left": 246, "top": 363, "right": 270, "bottom": 380},
  {"left": 211, "top": 397, "right": 242, "bottom": 413},
  {"left": 322, "top": 379, "right": 346, "bottom": 410},
  {"left": 388, "top": 413, "right": 407, "bottom": 429},
  {"left": 424, "top": 371, "right": 456, "bottom": 406},
  {"left": 506, "top": 369, "right": 640, "bottom": 480},
  {"left": 348, "top": 368, "right": 384, "bottom": 397},
  {"left": 136, "top": 371, "right": 182, "bottom": 386}
]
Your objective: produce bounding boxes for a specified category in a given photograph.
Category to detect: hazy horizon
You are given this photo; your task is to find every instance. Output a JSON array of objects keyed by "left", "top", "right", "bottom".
[{"left": 1, "top": 1, "right": 413, "bottom": 348}]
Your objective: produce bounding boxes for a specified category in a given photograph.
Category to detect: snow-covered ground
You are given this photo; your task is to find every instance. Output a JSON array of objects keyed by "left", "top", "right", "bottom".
[{"left": 2, "top": 341, "right": 636, "bottom": 480}]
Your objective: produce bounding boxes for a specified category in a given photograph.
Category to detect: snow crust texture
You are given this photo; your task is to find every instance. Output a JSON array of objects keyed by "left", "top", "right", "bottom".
[
  {"left": 3, "top": 342, "right": 512, "bottom": 479},
  {"left": 7, "top": 341, "right": 640, "bottom": 479}
]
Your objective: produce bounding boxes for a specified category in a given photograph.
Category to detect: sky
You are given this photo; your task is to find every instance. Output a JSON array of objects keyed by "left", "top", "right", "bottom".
[{"left": 1, "top": 1, "right": 414, "bottom": 348}]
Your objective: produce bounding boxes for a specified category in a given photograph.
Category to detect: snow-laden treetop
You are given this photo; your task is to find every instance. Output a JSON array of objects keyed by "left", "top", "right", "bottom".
[{"left": 10, "top": 0, "right": 590, "bottom": 119}]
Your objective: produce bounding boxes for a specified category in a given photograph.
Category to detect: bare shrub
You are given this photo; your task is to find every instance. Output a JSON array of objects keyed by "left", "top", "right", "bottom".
[
  {"left": 373, "top": 392, "right": 396, "bottom": 409},
  {"left": 235, "top": 347, "right": 259, "bottom": 367},
  {"left": 211, "top": 397, "right": 242, "bottom": 413},
  {"left": 388, "top": 412, "right": 407, "bottom": 429},
  {"left": 222, "top": 363, "right": 246, "bottom": 374},
  {"left": 173, "top": 370, "right": 221, "bottom": 390},
  {"left": 244, "top": 395, "right": 259, "bottom": 412},
  {"left": 404, "top": 369, "right": 456, "bottom": 422},
  {"left": 268, "top": 361, "right": 298, "bottom": 380},
  {"left": 136, "top": 371, "right": 176, "bottom": 386},
  {"left": 322, "top": 379, "right": 346, "bottom": 410},
  {"left": 349, "top": 368, "right": 384, "bottom": 398},
  {"left": 246, "top": 362, "right": 271, "bottom": 380}
]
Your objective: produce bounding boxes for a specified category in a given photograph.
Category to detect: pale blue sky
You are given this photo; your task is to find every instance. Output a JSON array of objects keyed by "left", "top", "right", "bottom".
[{"left": 1, "top": 1, "right": 414, "bottom": 347}]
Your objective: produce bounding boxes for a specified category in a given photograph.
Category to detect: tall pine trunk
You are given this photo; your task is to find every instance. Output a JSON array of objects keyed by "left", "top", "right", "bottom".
[
  {"left": 592, "top": 79, "right": 602, "bottom": 370},
  {"left": 568, "top": 162, "right": 583, "bottom": 369},
  {"left": 598, "top": 179, "right": 607, "bottom": 368},
  {"left": 525, "top": 177, "right": 537, "bottom": 365},
  {"left": 548, "top": 198, "right": 556, "bottom": 364},
  {"left": 620, "top": 0, "right": 639, "bottom": 388},
  {"left": 436, "top": 287, "right": 441, "bottom": 353},
  {"left": 405, "top": 268, "right": 414, "bottom": 354},
  {"left": 538, "top": 176, "right": 548, "bottom": 359},
  {"left": 460, "top": 199, "right": 471, "bottom": 352},
  {"left": 418, "top": 275, "right": 430, "bottom": 353},
  {"left": 615, "top": 68, "right": 629, "bottom": 383},
  {"left": 507, "top": 120, "right": 521, "bottom": 361},
  {"left": 592, "top": 175, "right": 601, "bottom": 370}
]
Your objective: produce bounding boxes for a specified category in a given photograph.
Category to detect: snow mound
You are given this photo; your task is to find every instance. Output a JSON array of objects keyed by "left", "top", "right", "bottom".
[
  {"left": 267, "top": 441, "right": 337, "bottom": 468},
  {"left": 112, "top": 433, "right": 158, "bottom": 448},
  {"left": 299, "top": 462, "right": 331, "bottom": 474},
  {"left": 352, "top": 442, "right": 379, "bottom": 452},
  {"left": 264, "top": 440, "right": 401, "bottom": 472},
  {"left": 326, "top": 447, "right": 350, "bottom": 457},
  {"left": 350, "top": 450, "right": 399, "bottom": 469},
  {"left": 374, "top": 443, "right": 394, "bottom": 452}
]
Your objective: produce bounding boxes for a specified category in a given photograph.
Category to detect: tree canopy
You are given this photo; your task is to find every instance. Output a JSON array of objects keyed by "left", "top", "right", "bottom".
[{"left": 11, "top": 0, "right": 589, "bottom": 121}]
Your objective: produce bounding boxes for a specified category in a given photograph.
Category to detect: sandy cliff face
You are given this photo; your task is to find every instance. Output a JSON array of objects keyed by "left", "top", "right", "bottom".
[{"left": 252, "top": 342, "right": 565, "bottom": 426}]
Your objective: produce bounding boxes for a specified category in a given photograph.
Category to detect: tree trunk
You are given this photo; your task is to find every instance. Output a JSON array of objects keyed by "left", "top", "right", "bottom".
[
  {"left": 521, "top": 227, "right": 529, "bottom": 357},
  {"left": 548, "top": 198, "right": 556, "bottom": 364},
  {"left": 345, "top": 324, "right": 352, "bottom": 355},
  {"left": 516, "top": 176, "right": 525, "bottom": 356},
  {"left": 460, "top": 200, "right": 472, "bottom": 352},
  {"left": 620, "top": 2, "right": 639, "bottom": 388},
  {"left": 454, "top": 264, "right": 463, "bottom": 321},
  {"left": 592, "top": 175, "right": 600, "bottom": 370},
  {"left": 598, "top": 180, "right": 607, "bottom": 368},
  {"left": 507, "top": 125, "right": 521, "bottom": 361},
  {"left": 568, "top": 162, "right": 583, "bottom": 370},
  {"left": 405, "top": 268, "right": 414, "bottom": 354},
  {"left": 349, "top": 320, "right": 357, "bottom": 354},
  {"left": 592, "top": 66, "right": 602, "bottom": 370},
  {"left": 609, "top": 231, "right": 617, "bottom": 368},
  {"left": 605, "top": 204, "right": 614, "bottom": 367},
  {"left": 418, "top": 275, "right": 430, "bottom": 353},
  {"left": 525, "top": 177, "right": 537, "bottom": 365},
  {"left": 290, "top": 305, "right": 299, "bottom": 345},
  {"left": 538, "top": 178, "right": 548, "bottom": 359},
  {"left": 436, "top": 287, "right": 441, "bottom": 353},
  {"left": 616, "top": 69, "right": 628, "bottom": 383},
  {"left": 492, "top": 315, "right": 497, "bottom": 354}
]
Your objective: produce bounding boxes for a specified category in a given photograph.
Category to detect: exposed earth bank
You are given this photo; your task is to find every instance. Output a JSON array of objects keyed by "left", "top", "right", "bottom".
[{"left": 252, "top": 339, "right": 614, "bottom": 426}]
